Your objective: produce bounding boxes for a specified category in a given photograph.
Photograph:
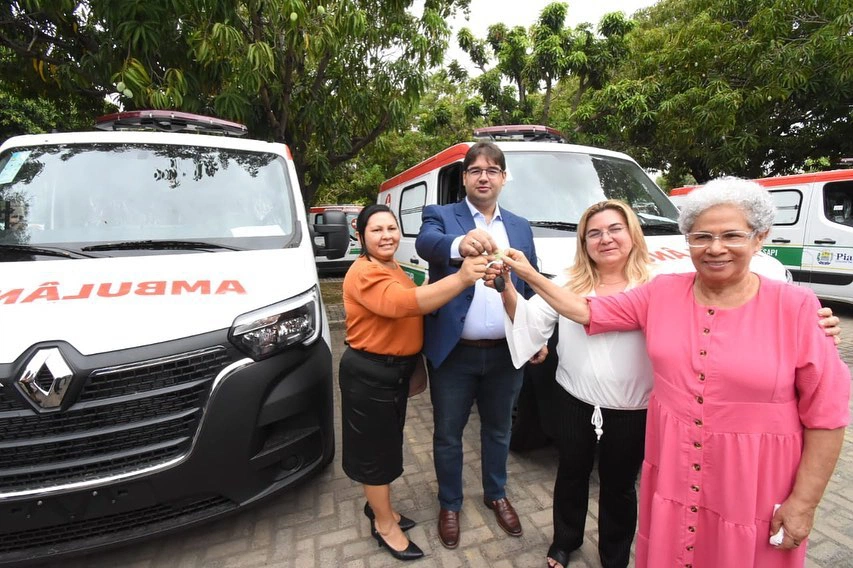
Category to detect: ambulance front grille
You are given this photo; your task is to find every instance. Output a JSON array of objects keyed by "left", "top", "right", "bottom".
[{"left": 0, "top": 347, "right": 230, "bottom": 492}]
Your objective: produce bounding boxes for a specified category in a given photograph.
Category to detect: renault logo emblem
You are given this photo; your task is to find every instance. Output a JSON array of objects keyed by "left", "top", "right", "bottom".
[{"left": 17, "top": 348, "right": 74, "bottom": 410}]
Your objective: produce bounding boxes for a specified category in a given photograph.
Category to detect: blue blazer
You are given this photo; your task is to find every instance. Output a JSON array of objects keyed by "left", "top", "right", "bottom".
[{"left": 415, "top": 200, "right": 538, "bottom": 367}]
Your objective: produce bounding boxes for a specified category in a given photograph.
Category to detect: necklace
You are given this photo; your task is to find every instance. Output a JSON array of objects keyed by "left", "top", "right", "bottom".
[{"left": 597, "top": 280, "right": 627, "bottom": 286}]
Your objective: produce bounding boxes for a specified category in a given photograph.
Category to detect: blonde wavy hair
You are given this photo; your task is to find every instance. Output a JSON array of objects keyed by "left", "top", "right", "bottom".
[{"left": 566, "top": 200, "right": 651, "bottom": 295}]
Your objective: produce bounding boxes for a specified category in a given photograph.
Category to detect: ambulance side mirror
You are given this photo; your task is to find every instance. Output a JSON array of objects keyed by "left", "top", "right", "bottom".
[{"left": 313, "top": 210, "right": 349, "bottom": 259}]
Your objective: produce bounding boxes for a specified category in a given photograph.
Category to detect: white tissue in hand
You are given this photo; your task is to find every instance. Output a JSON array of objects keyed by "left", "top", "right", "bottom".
[
  {"left": 769, "top": 504, "right": 784, "bottom": 546},
  {"left": 769, "top": 528, "right": 784, "bottom": 546}
]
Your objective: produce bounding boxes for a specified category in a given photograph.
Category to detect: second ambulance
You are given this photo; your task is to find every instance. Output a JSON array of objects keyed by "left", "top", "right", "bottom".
[{"left": 377, "top": 125, "right": 786, "bottom": 448}]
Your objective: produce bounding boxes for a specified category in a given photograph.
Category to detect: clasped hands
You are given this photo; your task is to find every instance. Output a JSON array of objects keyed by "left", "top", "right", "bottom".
[
  {"left": 460, "top": 230, "right": 546, "bottom": 364},
  {"left": 460, "top": 229, "right": 536, "bottom": 288}
]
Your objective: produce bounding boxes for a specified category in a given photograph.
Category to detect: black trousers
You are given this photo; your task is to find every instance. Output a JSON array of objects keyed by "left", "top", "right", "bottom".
[{"left": 551, "top": 388, "right": 647, "bottom": 568}]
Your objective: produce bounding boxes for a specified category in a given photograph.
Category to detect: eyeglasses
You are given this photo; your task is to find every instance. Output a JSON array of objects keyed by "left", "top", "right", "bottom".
[
  {"left": 464, "top": 167, "right": 504, "bottom": 178},
  {"left": 585, "top": 225, "right": 625, "bottom": 241},
  {"left": 685, "top": 230, "right": 756, "bottom": 248}
]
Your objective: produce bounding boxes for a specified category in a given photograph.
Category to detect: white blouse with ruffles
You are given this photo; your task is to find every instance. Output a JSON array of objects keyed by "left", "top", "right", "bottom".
[{"left": 504, "top": 275, "right": 653, "bottom": 413}]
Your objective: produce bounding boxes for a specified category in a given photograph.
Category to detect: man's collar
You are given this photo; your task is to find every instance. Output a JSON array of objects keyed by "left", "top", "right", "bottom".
[{"left": 464, "top": 197, "right": 502, "bottom": 220}]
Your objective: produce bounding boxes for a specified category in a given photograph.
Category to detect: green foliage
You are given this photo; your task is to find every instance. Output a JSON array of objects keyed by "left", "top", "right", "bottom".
[
  {"left": 315, "top": 69, "right": 483, "bottom": 205},
  {"left": 7, "top": 0, "right": 847, "bottom": 196},
  {"left": 0, "top": 91, "right": 91, "bottom": 142},
  {"left": 657, "top": 171, "right": 697, "bottom": 192},
  {"left": 572, "top": 0, "right": 853, "bottom": 181},
  {"left": 456, "top": 2, "right": 635, "bottom": 126},
  {"left": 0, "top": 0, "right": 471, "bottom": 205},
  {"left": 0, "top": 47, "right": 112, "bottom": 142}
]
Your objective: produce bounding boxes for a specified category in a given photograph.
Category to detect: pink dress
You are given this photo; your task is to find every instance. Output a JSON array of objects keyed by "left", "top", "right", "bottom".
[{"left": 587, "top": 273, "right": 850, "bottom": 568}]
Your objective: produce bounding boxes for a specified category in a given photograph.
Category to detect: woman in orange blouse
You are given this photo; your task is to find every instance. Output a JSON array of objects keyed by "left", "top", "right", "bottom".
[{"left": 341, "top": 204, "right": 487, "bottom": 561}]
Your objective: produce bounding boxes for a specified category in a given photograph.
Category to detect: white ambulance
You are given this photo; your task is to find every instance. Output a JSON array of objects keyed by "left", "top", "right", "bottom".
[
  {"left": 671, "top": 169, "right": 853, "bottom": 304},
  {"left": 0, "top": 110, "right": 348, "bottom": 565},
  {"left": 379, "top": 125, "right": 788, "bottom": 282},
  {"left": 377, "top": 125, "right": 786, "bottom": 449}
]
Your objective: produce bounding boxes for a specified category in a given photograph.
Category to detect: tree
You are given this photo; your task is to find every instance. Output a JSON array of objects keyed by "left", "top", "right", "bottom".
[
  {"left": 0, "top": 46, "right": 112, "bottom": 143},
  {"left": 530, "top": 2, "right": 568, "bottom": 123},
  {"left": 315, "top": 68, "right": 483, "bottom": 205},
  {"left": 0, "top": 0, "right": 470, "bottom": 205},
  {"left": 574, "top": 0, "right": 853, "bottom": 181},
  {"left": 455, "top": 3, "right": 635, "bottom": 127}
]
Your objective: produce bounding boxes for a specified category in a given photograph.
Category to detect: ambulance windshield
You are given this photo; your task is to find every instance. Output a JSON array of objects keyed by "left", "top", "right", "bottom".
[
  {"left": 498, "top": 151, "right": 680, "bottom": 231},
  {"left": 0, "top": 143, "right": 298, "bottom": 253}
]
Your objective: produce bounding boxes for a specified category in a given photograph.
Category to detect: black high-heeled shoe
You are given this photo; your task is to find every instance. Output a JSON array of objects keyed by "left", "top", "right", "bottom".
[
  {"left": 372, "top": 526, "right": 424, "bottom": 561},
  {"left": 364, "top": 502, "right": 416, "bottom": 531}
]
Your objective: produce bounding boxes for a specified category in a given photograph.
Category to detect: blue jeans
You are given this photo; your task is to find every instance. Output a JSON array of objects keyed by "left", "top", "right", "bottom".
[{"left": 429, "top": 343, "right": 524, "bottom": 511}]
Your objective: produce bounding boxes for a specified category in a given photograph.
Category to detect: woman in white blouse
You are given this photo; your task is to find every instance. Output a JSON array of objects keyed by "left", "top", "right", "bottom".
[{"left": 502, "top": 200, "right": 651, "bottom": 568}]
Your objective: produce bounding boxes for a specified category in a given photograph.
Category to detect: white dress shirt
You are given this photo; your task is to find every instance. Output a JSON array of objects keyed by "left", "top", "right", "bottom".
[{"left": 451, "top": 198, "right": 510, "bottom": 340}]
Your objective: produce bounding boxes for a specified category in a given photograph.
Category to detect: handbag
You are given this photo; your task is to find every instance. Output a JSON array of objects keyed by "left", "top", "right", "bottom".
[{"left": 408, "top": 354, "right": 429, "bottom": 397}]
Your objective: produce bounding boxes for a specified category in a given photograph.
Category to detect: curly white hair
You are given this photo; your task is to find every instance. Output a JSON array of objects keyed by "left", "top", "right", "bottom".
[{"left": 677, "top": 177, "right": 775, "bottom": 234}]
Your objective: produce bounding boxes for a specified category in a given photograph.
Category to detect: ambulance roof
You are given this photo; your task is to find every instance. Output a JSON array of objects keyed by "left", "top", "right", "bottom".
[
  {"left": 379, "top": 141, "right": 639, "bottom": 193},
  {"left": 669, "top": 169, "right": 853, "bottom": 196},
  {"left": 1, "top": 129, "right": 291, "bottom": 157}
]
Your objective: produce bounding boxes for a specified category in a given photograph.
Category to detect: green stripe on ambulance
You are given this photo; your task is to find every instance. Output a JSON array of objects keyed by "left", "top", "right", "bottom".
[
  {"left": 762, "top": 245, "right": 803, "bottom": 267},
  {"left": 401, "top": 265, "right": 427, "bottom": 285}
]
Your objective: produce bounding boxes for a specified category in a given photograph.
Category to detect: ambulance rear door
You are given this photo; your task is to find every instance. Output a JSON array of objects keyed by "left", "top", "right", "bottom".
[
  {"left": 764, "top": 175, "right": 853, "bottom": 304},
  {"left": 800, "top": 177, "right": 853, "bottom": 303}
]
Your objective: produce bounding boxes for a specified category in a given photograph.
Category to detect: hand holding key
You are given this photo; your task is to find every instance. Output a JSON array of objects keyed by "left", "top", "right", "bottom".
[
  {"left": 484, "top": 252, "right": 509, "bottom": 292},
  {"left": 499, "top": 248, "right": 536, "bottom": 281},
  {"left": 460, "top": 229, "right": 499, "bottom": 257},
  {"left": 457, "top": 254, "right": 488, "bottom": 286}
]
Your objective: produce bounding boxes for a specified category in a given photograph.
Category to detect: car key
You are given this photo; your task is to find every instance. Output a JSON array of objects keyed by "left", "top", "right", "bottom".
[{"left": 486, "top": 258, "right": 506, "bottom": 292}]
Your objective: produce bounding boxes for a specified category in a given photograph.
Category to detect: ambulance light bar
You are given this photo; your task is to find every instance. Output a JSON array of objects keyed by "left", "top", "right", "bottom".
[
  {"left": 473, "top": 124, "right": 567, "bottom": 143},
  {"left": 95, "top": 110, "right": 248, "bottom": 137}
]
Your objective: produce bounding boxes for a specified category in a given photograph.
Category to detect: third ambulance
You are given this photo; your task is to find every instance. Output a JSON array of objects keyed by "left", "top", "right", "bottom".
[
  {"left": 671, "top": 169, "right": 853, "bottom": 304},
  {"left": 310, "top": 204, "right": 363, "bottom": 275}
]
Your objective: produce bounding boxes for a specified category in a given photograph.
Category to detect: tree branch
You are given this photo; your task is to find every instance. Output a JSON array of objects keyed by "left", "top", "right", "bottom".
[{"left": 328, "top": 112, "right": 392, "bottom": 168}]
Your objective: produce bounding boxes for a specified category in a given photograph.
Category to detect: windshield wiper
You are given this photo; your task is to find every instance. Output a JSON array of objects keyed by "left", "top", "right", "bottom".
[
  {"left": 640, "top": 223, "right": 681, "bottom": 235},
  {"left": 529, "top": 221, "right": 579, "bottom": 232},
  {"left": 0, "top": 243, "right": 98, "bottom": 259},
  {"left": 82, "top": 240, "right": 243, "bottom": 252}
]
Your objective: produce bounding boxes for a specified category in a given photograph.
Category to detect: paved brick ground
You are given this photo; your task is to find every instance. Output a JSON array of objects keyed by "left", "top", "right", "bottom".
[{"left": 66, "top": 299, "right": 853, "bottom": 568}]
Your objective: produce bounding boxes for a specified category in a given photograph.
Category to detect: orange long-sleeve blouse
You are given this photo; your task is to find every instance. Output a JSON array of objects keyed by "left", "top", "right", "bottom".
[{"left": 342, "top": 256, "right": 423, "bottom": 356}]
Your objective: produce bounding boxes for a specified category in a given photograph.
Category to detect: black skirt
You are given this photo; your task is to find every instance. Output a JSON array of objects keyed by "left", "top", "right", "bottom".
[{"left": 339, "top": 347, "right": 417, "bottom": 485}]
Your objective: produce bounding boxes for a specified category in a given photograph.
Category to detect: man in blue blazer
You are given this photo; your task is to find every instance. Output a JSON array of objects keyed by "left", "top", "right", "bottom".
[{"left": 415, "top": 142, "right": 541, "bottom": 549}]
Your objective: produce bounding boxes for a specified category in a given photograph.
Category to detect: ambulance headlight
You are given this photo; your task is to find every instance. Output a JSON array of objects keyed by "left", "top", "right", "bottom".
[{"left": 229, "top": 287, "right": 322, "bottom": 360}]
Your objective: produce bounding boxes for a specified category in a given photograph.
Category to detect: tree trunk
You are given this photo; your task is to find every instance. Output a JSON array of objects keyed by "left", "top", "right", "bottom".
[
  {"left": 516, "top": 75, "right": 526, "bottom": 106},
  {"left": 571, "top": 76, "right": 588, "bottom": 114},
  {"left": 292, "top": 154, "right": 317, "bottom": 209},
  {"left": 541, "top": 78, "right": 553, "bottom": 124},
  {"left": 688, "top": 159, "right": 711, "bottom": 184}
]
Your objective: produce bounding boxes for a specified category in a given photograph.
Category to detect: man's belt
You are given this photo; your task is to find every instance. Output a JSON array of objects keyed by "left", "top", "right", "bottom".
[{"left": 458, "top": 338, "right": 507, "bottom": 348}]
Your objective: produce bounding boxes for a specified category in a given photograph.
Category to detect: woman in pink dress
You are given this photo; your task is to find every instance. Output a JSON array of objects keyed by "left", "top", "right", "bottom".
[{"left": 496, "top": 178, "right": 850, "bottom": 567}]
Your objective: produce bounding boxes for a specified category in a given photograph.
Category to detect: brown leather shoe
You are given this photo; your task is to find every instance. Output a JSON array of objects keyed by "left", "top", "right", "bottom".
[
  {"left": 437, "top": 508, "right": 460, "bottom": 549},
  {"left": 484, "top": 497, "right": 523, "bottom": 537}
]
